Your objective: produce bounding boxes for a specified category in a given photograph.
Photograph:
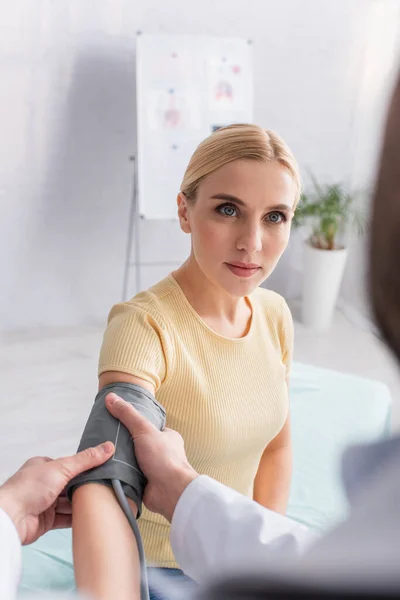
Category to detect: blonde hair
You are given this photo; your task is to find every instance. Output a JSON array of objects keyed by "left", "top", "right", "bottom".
[{"left": 180, "top": 124, "right": 301, "bottom": 206}]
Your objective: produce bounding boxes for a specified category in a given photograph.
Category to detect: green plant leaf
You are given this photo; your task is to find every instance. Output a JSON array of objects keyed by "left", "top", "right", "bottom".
[{"left": 293, "top": 175, "right": 367, "bottom": 249}]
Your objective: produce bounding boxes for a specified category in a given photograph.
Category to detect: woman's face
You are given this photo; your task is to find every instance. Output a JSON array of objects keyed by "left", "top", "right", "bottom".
[{"left": 178, "top": 159, "right": 297, "bottom": 297}]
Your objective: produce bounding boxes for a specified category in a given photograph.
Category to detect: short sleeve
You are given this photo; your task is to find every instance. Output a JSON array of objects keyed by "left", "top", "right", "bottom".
[
  {"left": 98, "top": 302, "right": 170, "bottom": 392},
  {"left": 280, "top": 299, "right": 294, "bottom": 381}
]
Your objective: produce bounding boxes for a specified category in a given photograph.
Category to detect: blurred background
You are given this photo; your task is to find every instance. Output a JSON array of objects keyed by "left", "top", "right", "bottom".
[{"left": 1, "top": 0, "right": 400, "bottom": 481}]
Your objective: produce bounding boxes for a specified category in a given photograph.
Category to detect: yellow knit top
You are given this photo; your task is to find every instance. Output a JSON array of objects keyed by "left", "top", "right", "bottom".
[{"left": 98, "top": 274, "right": 293, "bottom": 568}]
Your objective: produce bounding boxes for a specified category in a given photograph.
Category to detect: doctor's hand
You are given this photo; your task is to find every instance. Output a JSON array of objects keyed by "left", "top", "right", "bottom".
[
  {"left": 106, "top": 393, "right": 198, "bottom": 522},
  {"left": 0, "top": 442, "right": 114, "bottom": 545}
]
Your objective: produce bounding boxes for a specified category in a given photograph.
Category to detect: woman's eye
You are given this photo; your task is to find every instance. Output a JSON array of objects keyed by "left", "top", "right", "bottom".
[
  {"left": 218, "top": 204, "right": 237, "bottom": 217},
  {"left": 267, "top": 211, "right": 285, "bottom": 224}
]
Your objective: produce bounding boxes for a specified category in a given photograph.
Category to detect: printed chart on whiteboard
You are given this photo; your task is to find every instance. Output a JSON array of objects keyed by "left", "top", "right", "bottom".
[{"left": 136, "top": 34, "right": 253, "bottom": 219}]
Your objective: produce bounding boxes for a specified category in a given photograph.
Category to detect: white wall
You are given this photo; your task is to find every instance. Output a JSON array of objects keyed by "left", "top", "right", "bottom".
[{"left": 0, "top": 0, "right": 397, "bottom": 332}]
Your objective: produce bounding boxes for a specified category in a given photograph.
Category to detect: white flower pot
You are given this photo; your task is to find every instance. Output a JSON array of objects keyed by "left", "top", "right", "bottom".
[{"left": 302, "top": 242, "right": 348, "bottom": 331}]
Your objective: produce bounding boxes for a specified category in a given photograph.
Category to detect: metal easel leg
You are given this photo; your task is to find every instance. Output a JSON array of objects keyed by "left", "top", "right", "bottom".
[{"left": 122, "top": 154, "right": 141, "bottom": 301}]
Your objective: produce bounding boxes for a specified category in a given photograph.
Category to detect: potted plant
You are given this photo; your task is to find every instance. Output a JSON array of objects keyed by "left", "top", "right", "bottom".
[{"left": 292, "top": 178, "right": 367, "bottom": 331}]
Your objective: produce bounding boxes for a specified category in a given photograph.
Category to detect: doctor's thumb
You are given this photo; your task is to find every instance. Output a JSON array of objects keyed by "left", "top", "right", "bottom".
[{"left": 105, "top": 393, "right": 156, "bottom": 437}]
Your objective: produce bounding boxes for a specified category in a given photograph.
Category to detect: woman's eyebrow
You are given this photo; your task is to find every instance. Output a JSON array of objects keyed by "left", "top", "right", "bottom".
[
  {"left": 210, "top": 193, "right": 293, "bottom": 211},
  {"left": 210, "top": 193, "right": 246, "bottom": 205},
  {"left": 269, "top": 203, "right": 293, "bottom": 211}
]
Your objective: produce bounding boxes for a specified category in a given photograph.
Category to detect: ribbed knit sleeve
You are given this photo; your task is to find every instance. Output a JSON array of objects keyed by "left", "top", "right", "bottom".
[
  {"left": 280, "top": 299, "right": 294, "bottom": 380},
  {"left": 98, "top": 301, "right": 171, "bottom": 392}
]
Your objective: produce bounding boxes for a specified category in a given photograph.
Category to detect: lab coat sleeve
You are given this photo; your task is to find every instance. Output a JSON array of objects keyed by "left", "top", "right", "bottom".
[
  {"left": 0, "top": 508, "right": 22, "bottom": 600},
  {"left": 170, "top": 476, "right": 316, "bottom": 583}
]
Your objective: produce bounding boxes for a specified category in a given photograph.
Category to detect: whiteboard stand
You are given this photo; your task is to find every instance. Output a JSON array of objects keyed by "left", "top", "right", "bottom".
[{"left": 122, "top": 154, "right": 141, "bottom": 301}]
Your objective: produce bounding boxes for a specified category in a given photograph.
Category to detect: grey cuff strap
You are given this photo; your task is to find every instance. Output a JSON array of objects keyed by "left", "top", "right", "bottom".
[{"left": 66, "top": 382, "right": 166, "bottom": 518}]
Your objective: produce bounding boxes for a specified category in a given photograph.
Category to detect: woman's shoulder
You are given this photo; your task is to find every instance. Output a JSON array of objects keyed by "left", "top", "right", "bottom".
[
  {"left": 252, "top": 288, "right": 294, "bottom": 356},
  {"left": 251, "top": 287, "right": 293, "bottom": 333},
  {"left": 100, "top": 277, "right": 176, "bottom": 388},
  {"left": 107, "top": 275, "right": 178, "bottom": 328},
  {"left": 251, "top": 286, "right": 289, "bottom": 314}
]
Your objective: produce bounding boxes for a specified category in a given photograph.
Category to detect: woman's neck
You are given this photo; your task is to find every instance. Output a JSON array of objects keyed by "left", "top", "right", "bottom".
[{"left": 172, "top": 257, "right": 250, "bottom": 327}]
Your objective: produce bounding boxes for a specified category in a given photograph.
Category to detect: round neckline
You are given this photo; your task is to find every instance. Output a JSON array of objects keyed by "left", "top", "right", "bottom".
[{"left": 167, "top": 273, "right": 255, "bottom": 342}]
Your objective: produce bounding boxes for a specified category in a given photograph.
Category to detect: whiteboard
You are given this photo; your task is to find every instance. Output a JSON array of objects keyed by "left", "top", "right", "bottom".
[{"left": 136, "top": 34, "right": 253, "bottom": 219}]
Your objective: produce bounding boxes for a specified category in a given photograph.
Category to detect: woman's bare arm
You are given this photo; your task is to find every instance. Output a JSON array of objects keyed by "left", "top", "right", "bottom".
[
  {"left": 253, "top": 413, "right": 292, "bottom": 515},
  {"left": 72, "top": 371, "right": 155, "bottom": 600},
  {"left": 73, "top": 484, "right": 140, "bottom": 600}
]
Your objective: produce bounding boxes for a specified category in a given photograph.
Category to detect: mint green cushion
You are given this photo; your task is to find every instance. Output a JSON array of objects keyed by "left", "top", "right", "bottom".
[
  {"left": 20, "top": 529, "right": 74, "bottom": 593},
  {"left": 287, "top": 362, "right": 392, "bottom": 532},
  {"left": 19, "top": 362, "right": 392, "bottom": 593}
]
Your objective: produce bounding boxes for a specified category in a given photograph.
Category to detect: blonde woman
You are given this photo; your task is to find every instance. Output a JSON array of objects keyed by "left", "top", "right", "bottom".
[{"left": 72, "top": 124, "right": 301, "bottom": 600}]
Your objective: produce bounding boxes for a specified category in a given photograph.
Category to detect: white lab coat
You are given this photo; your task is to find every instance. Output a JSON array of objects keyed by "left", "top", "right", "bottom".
[
  {"left": 170, "top": 475, "right": 315, "bottom": 582},
  {"left": 0, "top": 509, "right": 22, "bottom": 600},
  {"left": 171, "top": 436, "right": 400, "bottom": 594}
]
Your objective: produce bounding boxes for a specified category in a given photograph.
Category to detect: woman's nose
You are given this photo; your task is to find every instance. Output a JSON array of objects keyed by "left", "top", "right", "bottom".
[{"left": 236, "top": 224, "right": 263, "bottom": 254}]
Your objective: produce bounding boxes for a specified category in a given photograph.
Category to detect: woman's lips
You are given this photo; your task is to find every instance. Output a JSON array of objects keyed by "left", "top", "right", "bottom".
[{"left": 225, "top": 262, "right": 261, "bottom": 278}]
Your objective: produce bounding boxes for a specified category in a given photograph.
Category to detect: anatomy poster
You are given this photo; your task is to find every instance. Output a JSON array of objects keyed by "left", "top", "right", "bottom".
[
  {"left": 208, "top": 56, "right": 247, "bottom": 111},
  {"left": 146, "top": 88, "right": 202, "bottom": 131},
  {"left": 136, "top": 34, "right": 253, "bottom": 219}
]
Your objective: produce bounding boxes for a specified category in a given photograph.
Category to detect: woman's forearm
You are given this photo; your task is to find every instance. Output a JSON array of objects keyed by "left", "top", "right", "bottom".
[
  {"left": 72, "top": 483, "right": 140, "bottom": 600},
  {"left": 253, "top": 445, "right": 292, "bottom": 515}
]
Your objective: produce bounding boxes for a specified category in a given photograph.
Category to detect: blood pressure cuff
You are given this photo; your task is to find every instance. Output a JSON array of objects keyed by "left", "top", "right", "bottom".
[{"left": 66, "top": 382, "right": 166, "bottom": 517}]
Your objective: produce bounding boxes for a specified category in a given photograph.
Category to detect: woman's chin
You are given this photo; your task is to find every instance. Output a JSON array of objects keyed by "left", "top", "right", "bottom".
[{"left": 218, "top": 272, "right": 265, "bottom": 297}]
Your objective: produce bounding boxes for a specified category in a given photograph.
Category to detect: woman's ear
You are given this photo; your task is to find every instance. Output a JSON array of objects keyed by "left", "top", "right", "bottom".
[{"left": 177, "top": 192, "right": 191, "bottom": 234}]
